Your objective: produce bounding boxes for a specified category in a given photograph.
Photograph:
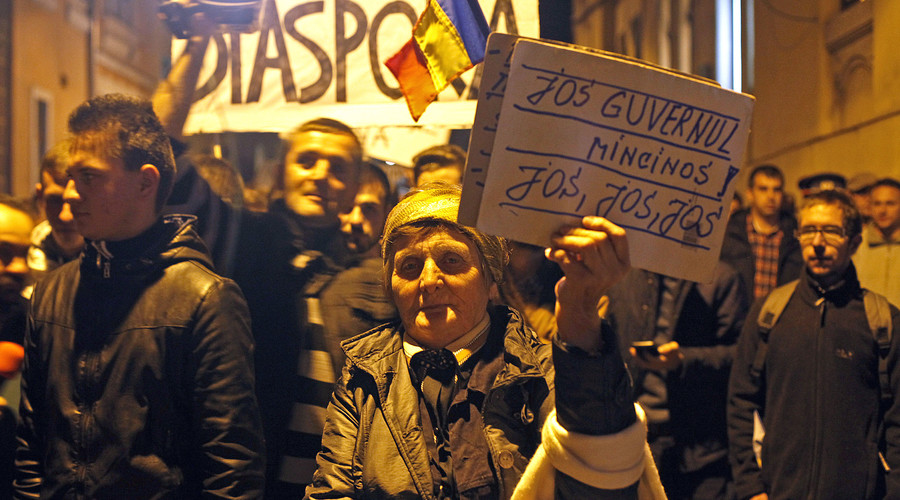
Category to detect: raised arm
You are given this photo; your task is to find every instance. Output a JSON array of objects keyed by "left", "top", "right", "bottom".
[
  {"left": 152, "top": 2, "right": 215, "bottom": 142},
  {"left": 522, "top": 217, "right": 659, "bottom": 499},
  {"left": 545, "top": 216, "right": 630, "bottom": 353}
]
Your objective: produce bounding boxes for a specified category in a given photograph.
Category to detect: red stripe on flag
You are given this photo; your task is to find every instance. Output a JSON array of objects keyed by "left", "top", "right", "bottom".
[{"left": 385, "top": 39, "right": 439, "bottom": 122}]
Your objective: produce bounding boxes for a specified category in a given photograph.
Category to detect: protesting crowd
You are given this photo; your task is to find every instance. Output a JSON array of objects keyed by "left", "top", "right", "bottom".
[{"left": 2, "top": 7, "right": 900, "bottom": 500}]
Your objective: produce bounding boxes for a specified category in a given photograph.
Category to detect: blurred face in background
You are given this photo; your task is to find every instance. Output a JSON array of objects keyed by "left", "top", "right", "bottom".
[
  {"left": 747, "top": 173, "right": 784, "bottom": 220},
  {"left": 870, "top": 184, "right": 900, "bottom": 237},
  {"left": 283, "top": 131, "right": 360, "bottom": 227},
  {"left": 0, "top": 205, "right": 34, "bottom": 304},
  {"left": 37, "top": 170, "right": 84, "bottom": 257},
  {"left": 416, "top": 165, "right": 462, "bottom": 187},
  {"left": 340, "top": 180, "right": 388, "bottom": 256},
  {"left": 852, "top": 191, "right": 872, "bottom": 220}
]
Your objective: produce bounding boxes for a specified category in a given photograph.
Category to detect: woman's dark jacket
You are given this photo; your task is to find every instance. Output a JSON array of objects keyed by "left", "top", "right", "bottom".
[
  {"left": 305, "top": 305, "right": 638, "bottom": 499},
  {"left": 15, "top": 216, "right": 265, "bottom": 499}
]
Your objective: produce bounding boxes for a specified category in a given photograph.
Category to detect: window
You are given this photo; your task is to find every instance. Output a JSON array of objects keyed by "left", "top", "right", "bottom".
[
  {"left": 31, "top": 0, "right": 57, "bottom": 12},
  {"left": 30, "top": 88, "right": 53, "bottom": 189},
  {"left": 104, "top": 0, "right": 133, "bottom": 23},
  {"left": 715, "top": 0, "right": 743, "bottom": 91}
]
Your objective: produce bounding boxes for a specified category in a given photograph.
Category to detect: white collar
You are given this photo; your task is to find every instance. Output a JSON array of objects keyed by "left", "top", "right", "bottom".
[{"left": 403, "top": 313, "right": 491, "bottom": 364}]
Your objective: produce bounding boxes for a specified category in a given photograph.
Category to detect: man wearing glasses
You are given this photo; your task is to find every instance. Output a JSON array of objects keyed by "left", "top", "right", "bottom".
[{"left": 728, "top": 189, "right": 900, "bottom": 500}]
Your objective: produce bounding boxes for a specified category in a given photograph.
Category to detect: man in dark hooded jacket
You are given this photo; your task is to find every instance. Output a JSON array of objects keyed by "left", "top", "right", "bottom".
[{"left": 14, "top": 93, "right": 265, "bottom": 499}]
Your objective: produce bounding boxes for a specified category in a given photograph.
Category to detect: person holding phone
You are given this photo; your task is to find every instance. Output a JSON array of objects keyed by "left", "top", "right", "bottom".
[{"left": 606, "top": 263, "right": 747, "bottom": 500}]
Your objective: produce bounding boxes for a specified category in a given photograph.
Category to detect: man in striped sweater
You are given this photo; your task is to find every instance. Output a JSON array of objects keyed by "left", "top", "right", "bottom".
[
  {"left": 151, "top": 19, "right": 364, "bottom": 496},
  {"left": 234, "top": 118, "right": 363, "bottom": 499}
]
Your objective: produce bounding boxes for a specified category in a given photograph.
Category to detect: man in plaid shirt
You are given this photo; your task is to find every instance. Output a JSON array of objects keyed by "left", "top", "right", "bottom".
[{"left": 721, "top": 165, "right": 804, "bottom": 302}]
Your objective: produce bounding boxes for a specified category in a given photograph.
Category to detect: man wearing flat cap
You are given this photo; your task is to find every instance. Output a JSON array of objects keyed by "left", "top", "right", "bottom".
[
  {"left": 848, "top": 172, "right": 878, "bottom": 223},
  {"left": 797, "top": 172, "right": 847, "bottom": 198}
]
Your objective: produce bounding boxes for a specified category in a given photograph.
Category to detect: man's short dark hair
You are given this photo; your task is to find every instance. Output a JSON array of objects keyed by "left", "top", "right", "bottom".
[
  {"left": 871, "top": 177, "right": 900, "bottom": 193},
  {"left": 748, "top": 164, "right": 784, "bottom": 188},
  {"left": 412, "top": 144, "right": 466, "bottom": 184},
  {"left": 67, "top": 94, "right": 175, "bottom": 212},
  {"left": 285, "top": 117, "right": 363, "bottom": 167},
  {"left": 273, "top": 118, "right": 363, "bottom": 201},
  {"left": 359, "top": 162, "right": 396, "bottom": 211},
  {"left": 191, "top": 154, "right": 245, "bottom": 209},
  {"left": 800, "top": 189, "right": 863, "bottom": 240},
  {"left": 40, "top": 139, "right": 73, "bottom": 185}
]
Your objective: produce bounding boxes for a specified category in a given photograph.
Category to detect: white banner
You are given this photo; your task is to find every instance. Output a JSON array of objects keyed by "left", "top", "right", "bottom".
[{"left": 178, "top": 0, "right": 539, "bottom": 133}]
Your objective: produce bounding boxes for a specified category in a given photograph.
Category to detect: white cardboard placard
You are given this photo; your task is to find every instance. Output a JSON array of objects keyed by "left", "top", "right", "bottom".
[
  {"left": 462, "top": 36, "right": 755, "bottom": 283},
  {"left": 458, "top": 33, "right": 520, "bottom": 226}
]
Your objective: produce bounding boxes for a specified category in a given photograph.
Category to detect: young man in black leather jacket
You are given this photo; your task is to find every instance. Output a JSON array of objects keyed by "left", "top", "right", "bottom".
[{"left": 14, "top": 94, "right": 265, "bottom": 499}]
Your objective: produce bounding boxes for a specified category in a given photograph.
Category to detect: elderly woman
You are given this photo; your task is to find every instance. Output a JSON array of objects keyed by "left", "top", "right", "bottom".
[{"left": 305, "top": 184, "right": 662, "bottom": 499}]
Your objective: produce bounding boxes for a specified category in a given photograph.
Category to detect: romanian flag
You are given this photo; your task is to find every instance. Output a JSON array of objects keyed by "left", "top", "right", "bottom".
[{"left": 385, "top": 0, "right": 490, "bottom": 121}]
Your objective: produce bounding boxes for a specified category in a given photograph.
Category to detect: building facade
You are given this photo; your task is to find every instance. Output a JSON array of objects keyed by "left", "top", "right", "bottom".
[
  {"left": 571, "top": 0, "right": 899, "bottom": 192},
  {"left": 6, "top": 1, "right": 898, "bottom": 199},
  {"left": 3, "top": 0, "right": 168, "bottom": 198}
]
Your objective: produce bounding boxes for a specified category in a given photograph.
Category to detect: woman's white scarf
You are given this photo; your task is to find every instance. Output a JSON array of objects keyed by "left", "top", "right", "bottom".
[{"left": 512, "top": 404, "right": 667, "bottom": 499}]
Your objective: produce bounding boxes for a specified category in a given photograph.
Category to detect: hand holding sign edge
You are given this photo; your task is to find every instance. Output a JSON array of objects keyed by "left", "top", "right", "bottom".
[{"left": 546, "top": 216, "right": 630, "bottom": 352}]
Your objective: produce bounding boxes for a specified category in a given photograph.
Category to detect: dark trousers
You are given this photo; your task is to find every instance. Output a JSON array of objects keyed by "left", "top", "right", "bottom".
[
  {"left": 0, "top": 403, "right": 16, "bottom": 499},
  {"left": 650, "top": 432, "right": 735, "bottom": 500}
]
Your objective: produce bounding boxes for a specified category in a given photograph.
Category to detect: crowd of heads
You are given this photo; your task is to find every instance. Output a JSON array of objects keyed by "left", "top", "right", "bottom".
[
  {"left": 13, "top": 94, "right": 489, "bottom": 288},
  {"left": 14, "top": 92, "right": 900, "bottom": 344},
  {"left": 740, "top": 162, "right": 898, "bottom": 239},
  {"left": 8, "top": 92, "right": 900, "bottom": 321},
  {"left": 725, "top": 161, "right": 900, "bottom": 294}
]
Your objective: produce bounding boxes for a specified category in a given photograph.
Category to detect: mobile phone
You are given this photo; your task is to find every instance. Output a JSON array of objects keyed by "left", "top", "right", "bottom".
[{"left": 631, "top": 340, "right": 660, "bottom": 357}]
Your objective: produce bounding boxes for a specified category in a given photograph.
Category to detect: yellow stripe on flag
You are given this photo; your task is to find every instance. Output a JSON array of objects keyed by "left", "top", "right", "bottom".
[{"left": 414, "top": 0, "right": 472, "bottom": 92}]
